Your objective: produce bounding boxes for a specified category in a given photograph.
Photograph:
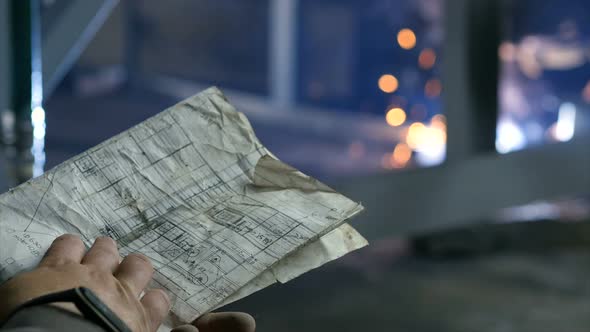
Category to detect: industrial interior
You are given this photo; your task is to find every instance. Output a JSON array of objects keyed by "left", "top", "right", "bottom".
[{"left": 1, "top": 0, "right": 590, "bottom": 331}]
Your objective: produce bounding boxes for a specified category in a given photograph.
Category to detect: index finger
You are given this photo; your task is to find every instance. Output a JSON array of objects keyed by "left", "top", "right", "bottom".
[
  {"left": 39, "top": 234, "right": 86, "bottom": 267},
  {"left": 114, "top": 253, "right": 154, "bottom": 296}
]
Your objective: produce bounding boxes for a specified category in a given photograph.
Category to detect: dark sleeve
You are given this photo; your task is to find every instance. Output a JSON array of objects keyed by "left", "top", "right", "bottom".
[{"left": 0, "top": 305, "right": 106, "bottom": 332}]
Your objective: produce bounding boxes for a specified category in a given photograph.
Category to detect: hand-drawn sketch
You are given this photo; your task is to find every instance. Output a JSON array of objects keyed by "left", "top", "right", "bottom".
[{"left": 0, "top": 87, "right": 366, "bottom": 322}]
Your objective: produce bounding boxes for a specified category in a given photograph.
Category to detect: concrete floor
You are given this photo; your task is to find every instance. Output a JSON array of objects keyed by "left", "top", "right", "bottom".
[{"left": 221, "top": 247, "right": 590, "bottom": 332}]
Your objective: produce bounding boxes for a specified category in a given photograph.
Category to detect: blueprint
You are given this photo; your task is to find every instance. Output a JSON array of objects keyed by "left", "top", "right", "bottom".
[{"left": 0, "top": 87, "right": 366, "bottom": 322}]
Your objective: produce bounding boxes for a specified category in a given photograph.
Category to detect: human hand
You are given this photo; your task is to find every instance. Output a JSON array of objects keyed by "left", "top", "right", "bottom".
[
  {"left": 0, "top": 234, "right": 256, "bottom": 332},
  {"left": 0, "top": 234, "right": 170, "bottom": 331}
]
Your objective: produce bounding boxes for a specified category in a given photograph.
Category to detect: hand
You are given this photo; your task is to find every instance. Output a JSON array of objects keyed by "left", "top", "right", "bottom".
[
  {"left": 0, "top": 234, "right": 170, "bottom": 331},
  {"left": 0, "top": 234, "right": 256, "bottom": 332}
]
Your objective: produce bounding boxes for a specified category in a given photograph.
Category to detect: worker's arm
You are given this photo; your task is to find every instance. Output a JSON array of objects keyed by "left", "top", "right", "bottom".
[
  {"left": 0, "top": 234, "right": 255, "bottom": 332},
  {"left": 1, "top": 304, "right": 107, "bottom": 332},
  {"left": 1, "top": 305, "right": 255, "bottom": 332}
]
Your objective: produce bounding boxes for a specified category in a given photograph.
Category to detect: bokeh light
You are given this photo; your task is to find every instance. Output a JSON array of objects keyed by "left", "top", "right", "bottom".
[
  {"left": 378, "top": 74, "right": 399, "bottom": 93},
  {"left": 406, "top": 122, "right": 426, "bottom": 149},
  {"left": 418, "top": 48, "right": 436, "bottom": 69},
  {"left": 381, "top": 154, "right": 393, "bottom": 169},
  {"left": 385, "top": 107, "right": 406, "bottom": 127},
  {"left": 554, "top": 102, "right": 576, "bottom": 142},
  {"left": 405, "top": 121, "right": 446, "bottom": 152},
  {"left": 430, "top": 114, "right": 447, "bottom": 131},
  {"left": 424, "top": 78, "right": 442, "bottom": 98},
  {"left": 391, "top": 143, "right": 412, "bottom": 168},
  {"left": 516, "top": 36, "right": 542, "bottom": 79},
  {"left": 496, "top": 118, "right": 526, "bottom": 153},
  {"left": 498, "top": 42, "right": 516, "bottom": 62},
  {"left": 419, "top": 127, "right": 446, "bottom": 149},
  {"left": 397, "top": 28, "right": 416, "bottom": 50}
]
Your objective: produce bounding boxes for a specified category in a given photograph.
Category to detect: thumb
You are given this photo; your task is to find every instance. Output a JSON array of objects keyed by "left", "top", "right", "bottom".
[
  {"left": 171, "top": 324, "right": 199, "bottom": 332},
  {"left": 193, "top": 312, "right": 256, "bottom": 332}
]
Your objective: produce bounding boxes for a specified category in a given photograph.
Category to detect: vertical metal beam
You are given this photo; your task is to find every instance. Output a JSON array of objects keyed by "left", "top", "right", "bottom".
[
  {"left": 29, "top": 0, "right": 45, "bottom": 178},
  {"left": 0, "top": 1, "right": 10, "bottom": 116},
  {"left": 0, "top": 1, "right": 11, "bottom": 191},
  {"left": 6, "top": 0, "right": 43, "bottom": 183},
  {"left": 11, "top": 0, "right": 35, "bottom": 124},
  {"left": 269, "top": 0, "right": 298, "bottom": 109},
  {"left": 444, "top": 0, "right": 500, "bottom": 163}
]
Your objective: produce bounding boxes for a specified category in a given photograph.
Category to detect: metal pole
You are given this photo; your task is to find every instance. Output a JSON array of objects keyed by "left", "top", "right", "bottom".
[
  {"left": 0, "top": 1, "right": 12, "bottom": 191},
  {"left": 0, "top": 0, "right": 12, "bottom": 139},
  {"left": 6, "top": 0, "right": 45, "bottom": 184},
  {"left": 269, "top": 0, "right": 298, "bottom": 110},
  {"left": 443, "top": 0, "right": 500, "bottom": 163}
]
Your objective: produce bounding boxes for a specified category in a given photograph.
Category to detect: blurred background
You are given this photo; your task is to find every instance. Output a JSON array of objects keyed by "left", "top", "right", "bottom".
[{"left": 1, "top": 0, "right": 590, "bottom": 331}]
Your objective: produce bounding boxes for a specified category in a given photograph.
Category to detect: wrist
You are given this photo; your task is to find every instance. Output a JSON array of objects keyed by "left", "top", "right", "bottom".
[
  {"left": 2, "top": 287, "right": 131, "bottom": 332},
  {"left": 2, "top": 305, "right": 106, "bottom": 332},
  {"left": 49, "top": 302, "right": 82, "bottom": 316}
]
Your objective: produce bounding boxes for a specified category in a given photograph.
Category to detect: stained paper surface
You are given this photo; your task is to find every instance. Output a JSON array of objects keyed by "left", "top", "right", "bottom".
[{"left": 0, "top": 87, "right": 366, "bottom": 322}]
